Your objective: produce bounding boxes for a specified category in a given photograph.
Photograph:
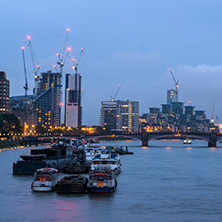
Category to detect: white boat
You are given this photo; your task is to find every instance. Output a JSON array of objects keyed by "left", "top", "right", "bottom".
[
  {"left": 85, "top": 147, "right": 105, "bottom": 163},
  {"left": 183, "top": 139, "right": 192, "bottom": 144},
  {"left": 87, "top": 168, "right": 117, "bottom": 193},
  {"left": 91, "top": 151, "right": 121, "bottom": 175},
  {"left": 31, "top": 168, "right": 58, "bottom": 192}
]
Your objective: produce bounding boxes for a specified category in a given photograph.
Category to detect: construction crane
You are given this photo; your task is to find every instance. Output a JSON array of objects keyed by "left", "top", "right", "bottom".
[
  {"left": 56, "top": 28, "right": 71, "bottom": 74},
  {"left": 27, "top": 35, "right": 40, "bottom": 96},
  {"left": 211, "top": 99, "right": 215, "bottom": 123},
  {"left": 21, "top": 46, "right": 28, "bottom": 98},
  {"left": 27, "top": 35, "right": 40, "bottom": 79},
  {"left": 72, "top": 47, "right": 84, "bottom": 74},
  {"left": 110, "top": 84, "right": 122, "bottom": 101},
  {"left": 81, "top": 90, "right": 84, "bottom": 99},
  {"left": 169, "top": 68, "right": 179, "bottom": 93},
  {"left": 53, "top": 64, "right": 59, "bottom": 73}
]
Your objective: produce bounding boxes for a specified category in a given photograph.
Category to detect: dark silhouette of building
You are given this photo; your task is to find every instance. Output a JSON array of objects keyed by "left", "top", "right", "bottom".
[{"left": 0, "top": 71, "right": 10, "bottom": 113}]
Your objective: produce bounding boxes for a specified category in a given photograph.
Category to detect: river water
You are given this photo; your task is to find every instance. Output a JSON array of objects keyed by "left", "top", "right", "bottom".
[{"left": 1, "top": 140, "right": 222, "bottom": 222}]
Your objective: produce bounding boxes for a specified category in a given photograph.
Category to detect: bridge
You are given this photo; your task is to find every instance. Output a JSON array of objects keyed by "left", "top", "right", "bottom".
[{"left": 37, "top": 131, "right": 222, "bottom": 147}]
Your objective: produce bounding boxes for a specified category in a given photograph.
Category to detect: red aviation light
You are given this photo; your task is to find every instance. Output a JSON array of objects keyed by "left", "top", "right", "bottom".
[
  {"left": 37, "top": 65, "right": 40, "bottom": 69},
  {"left": 27, "top": 36, "right": 31, "bottom": 40},
  {"left": 57, "top": 53, "right": 60, "bottom": 56},
  {"left": 67, "top": 47, "right": 71, "bottom": 52},
  {"left": 72, "top": 58, "right": 75, "bottom": 62},
  {"left": 59, "top": 102, "right": 63, "bottom": 106},
  {"left": 53, "top": 65, "right": 56, "bottom": 68},
  {"left": 21, "top": 46, "right": 25, "bottom": 50},
  {"left": 67, "top": 28, "right": 70, "bottom": 32},
  {"left": 169, "top": 68, "right": 171, "bottom": 71},
  {"left": 81, "top": 47, "right": 84, "bottom": 51}
]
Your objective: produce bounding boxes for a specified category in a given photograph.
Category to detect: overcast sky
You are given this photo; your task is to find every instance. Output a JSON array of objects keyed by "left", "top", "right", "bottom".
[{"left": 1, "top": 0, "right": 222, "bottom": 125}]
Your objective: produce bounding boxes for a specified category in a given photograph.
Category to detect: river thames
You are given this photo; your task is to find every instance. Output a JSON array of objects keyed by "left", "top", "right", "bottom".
[{"left": 1, "top": 140, "right": 222, "bottom": 222}]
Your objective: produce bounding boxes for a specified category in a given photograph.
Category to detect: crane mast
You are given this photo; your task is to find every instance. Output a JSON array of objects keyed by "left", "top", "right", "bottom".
[
  {"left": 21, "top": 46, "right": 28, "bottom": 98},
  {"left": 72, "top": 47, "right": 84, "bottom": 74},
  {"left": 211, "top": 99, "right": 215, "bottom": 123},
  {"left": 169, "top": 68, "right": 179, "bottom": 93},
  {"left": 56, "top": 28, "right": 71, "bottom": 74},
  {"left": 27, "top": 35, "right": 40, "bottom": 97},
  {"left": 111, "top": 84, "right": 122, "bottom": 101}
]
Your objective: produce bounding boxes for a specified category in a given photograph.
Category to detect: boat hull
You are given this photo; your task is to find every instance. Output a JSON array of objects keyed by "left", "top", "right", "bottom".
[
  {"left": 57, "top": 183, "right": 86, "bottom": 194},
  {"left": 90, "top": 187, "right": 115, "bottom": 194},
  {"left": 62, "top": 165, "right": 89, "bottom": 174},
  {"left": 32, "top": 186, "right": 54, "bottom": 192}
]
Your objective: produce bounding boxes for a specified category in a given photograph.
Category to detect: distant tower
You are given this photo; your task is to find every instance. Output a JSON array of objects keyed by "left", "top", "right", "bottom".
[
  {"left": 0, "top": 71, "right": 10, "bottom": 113},
  {"left": 64, "top": 73, "right": 82, "bottom": 128},
  {"left": 167, "top": 89, "right": 178, "bottom": 104}
]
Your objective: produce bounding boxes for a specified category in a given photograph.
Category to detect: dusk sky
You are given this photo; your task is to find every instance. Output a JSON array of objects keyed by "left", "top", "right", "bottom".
[{"left": 1, "top": 0, "right": 222, "bottom": 125}]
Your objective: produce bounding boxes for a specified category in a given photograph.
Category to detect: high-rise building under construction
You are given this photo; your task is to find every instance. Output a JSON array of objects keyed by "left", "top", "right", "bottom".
[{"left": 64, "top": 73, "right": 82, "bottom": 128}]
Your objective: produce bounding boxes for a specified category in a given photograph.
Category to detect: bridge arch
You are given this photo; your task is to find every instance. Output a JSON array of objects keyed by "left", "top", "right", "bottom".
[
  {"left": 148, "top": 134, "right": 210, "bottom": 142},
  {"left": 85, "top": 134, "right": 141, "bottom": 141}
]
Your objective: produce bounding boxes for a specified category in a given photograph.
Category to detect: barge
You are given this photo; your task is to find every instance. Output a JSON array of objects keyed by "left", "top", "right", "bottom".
[{"left": 57, "top": 175, "right": 88, "bottom": 194}]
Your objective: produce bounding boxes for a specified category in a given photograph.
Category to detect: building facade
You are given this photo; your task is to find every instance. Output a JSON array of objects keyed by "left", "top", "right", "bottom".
[
  {"left": 167, "top": 89, "right": 178, "bottom": 104},
  {"left": 100, "top": 100, "right": 139, "bottom": 133},
  {"left": 35, "top": 70, "right": 62, "bottom": 126},
  {"left": 64, "top": 73, "right": 82, "bottom": 128},
  {"left": 9, "top": 95, "right": 37, "bottom": 129},
  {"left": 0, "top": 71, "right": 10, "bottom": 113},
  {"left": 100, "top": 101, "right": 121, "bottom": 131}
]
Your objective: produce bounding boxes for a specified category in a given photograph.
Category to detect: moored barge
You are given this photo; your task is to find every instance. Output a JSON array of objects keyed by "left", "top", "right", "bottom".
[{"left": 57, "top": 175, "right": 88, "bottom": 194}]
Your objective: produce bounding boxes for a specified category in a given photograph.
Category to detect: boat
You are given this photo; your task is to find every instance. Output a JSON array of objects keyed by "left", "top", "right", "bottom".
[
  {"left": 62, "top": 163, "right": 90, "bottom": 174},
  {"left": 71, "top": 139, "right": 80, "bottom": 147},
  {"left": 20, "top": 154, "right": 46, "bottom": 161},
  {"left": 85, "top": 147, "right": 105, "bottom": 163},
  {"left": 31, "top": 168, "right": 58, "bottom": 192},
  {"left": 111, "top": 146, "right": 134, "bottom": 155},
  {"left": 57, "top": 175, "right": 88, "bottom": 194},
  {"left": 87, "top": 138, "right": 99, "bottom": 144},
  {"left": 91, "top": 151, "right": 121, "bottom": 175},
  {"left": 183, "top": 139, "right": 192, "bottom": 144},
  {"left": 87, "top": 168, "right": 117, "bottom": 193}
]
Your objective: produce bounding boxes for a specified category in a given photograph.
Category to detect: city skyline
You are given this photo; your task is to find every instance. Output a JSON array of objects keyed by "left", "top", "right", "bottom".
[{"left": 1, "top": 1, "right": 222, "bottom": 125}]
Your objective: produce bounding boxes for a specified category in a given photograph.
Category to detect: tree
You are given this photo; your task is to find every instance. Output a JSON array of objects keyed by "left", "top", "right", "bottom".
[{"left": 2, "top": 114, "right": 22, "bottom": 134}]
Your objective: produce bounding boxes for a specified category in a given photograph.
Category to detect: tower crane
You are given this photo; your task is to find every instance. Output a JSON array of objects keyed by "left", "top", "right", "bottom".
[
  {"left": 211, "top": 99, "right": 215, "bottom": 123},
  {"left": 72, "top": 47, "right": 84, "bottom": 74},
  {"left": 56, "top": 28, "right": 71, "bottom": 74},
  {"left": 27, "top": 35, "right": 40, "bottom": 79},
  {"left": 169, "top": 68, "right": 179, "bottom": 93},
  {"left": 27, "top": 35, "right": 40, "bottom": 96},
  {"left": 81, "top": 90, "right": 84, "bottom": 99},
  {"left": 21, "top": 46, "right": 28, "bottom": 98},
  {"left": 110, "top": 84, "right": 122, "bottom": 101},
  {"left": 53, "top": 64, "right": 59, "bottom": 73}
]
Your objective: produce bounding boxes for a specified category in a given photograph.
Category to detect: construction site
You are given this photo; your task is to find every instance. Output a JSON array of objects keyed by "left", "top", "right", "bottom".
[
  {"left": 9, "top": 28, "right": 85, "bottom": 134},
  {"left": 140, "top": 68, "right": 220, "bottom": 134}
]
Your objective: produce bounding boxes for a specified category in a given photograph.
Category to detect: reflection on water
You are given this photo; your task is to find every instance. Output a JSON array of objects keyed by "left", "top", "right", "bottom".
[{"left": 1, "top": 140, "right": 222, "bottom": 222}]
